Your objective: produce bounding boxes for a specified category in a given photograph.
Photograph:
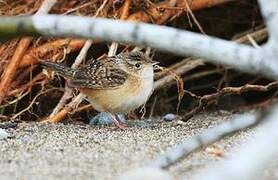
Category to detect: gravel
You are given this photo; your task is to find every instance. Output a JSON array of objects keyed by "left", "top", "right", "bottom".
[{"left": 0, "top": 111, "right": 276, "bottom": 180}]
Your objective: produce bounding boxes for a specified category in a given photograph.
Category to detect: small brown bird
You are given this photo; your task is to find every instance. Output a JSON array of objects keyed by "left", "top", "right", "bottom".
[{"left": 41, "top": 51, "right": 157, "bottom": 128}]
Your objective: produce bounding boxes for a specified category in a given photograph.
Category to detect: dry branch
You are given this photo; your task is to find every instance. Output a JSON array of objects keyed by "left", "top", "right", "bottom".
[
  {"left": 183, "top": 81, "right": 278, "bottom": 121},
  {"left": 0, "top": 15, "right": 274, "bottom": 79},
  {"left": 0, "top": 0, "right": 56, "bottom": 104},
  {"left": 0, "top": 38, "right": 32, "bottom": 103},
  {"left": 19, "top": 38, "right": 86, "bottom": 67}
]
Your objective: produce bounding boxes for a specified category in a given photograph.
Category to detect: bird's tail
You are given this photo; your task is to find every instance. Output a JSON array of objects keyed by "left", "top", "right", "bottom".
[{"left": 40, "top": 60, "right": 76, "bottom": 78}]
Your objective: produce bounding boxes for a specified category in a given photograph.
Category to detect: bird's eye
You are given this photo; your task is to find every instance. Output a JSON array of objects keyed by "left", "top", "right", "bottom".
[{"left": 135, "top": 63, "right": 142, "bottom": 69}]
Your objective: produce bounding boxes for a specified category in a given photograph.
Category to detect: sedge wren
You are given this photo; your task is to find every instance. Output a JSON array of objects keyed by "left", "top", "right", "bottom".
[{"left": 41, "top": 51, "right": 157, "bottom": 128}]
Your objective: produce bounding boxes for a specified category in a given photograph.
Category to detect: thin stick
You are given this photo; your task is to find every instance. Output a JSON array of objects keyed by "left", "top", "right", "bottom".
[
  {"left": 184, "top": 0, "right": 206, "bottom": 34},
  {"left": 63, "top": 2, "right": 94, "bottom": 15},
  {"left": 12, "top": 88, "right": 55, "bottom": 119},
  {"left": 94, "top": 0, "right": 109, "bottom": 17},
  {"left": 154, "top": 59, "right": 204, "bottom": 90}
]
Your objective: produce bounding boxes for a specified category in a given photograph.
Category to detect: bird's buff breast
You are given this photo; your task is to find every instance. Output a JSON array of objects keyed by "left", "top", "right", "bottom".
[{"left": 81, "top": 75, "right": 154, "bottom": 113}]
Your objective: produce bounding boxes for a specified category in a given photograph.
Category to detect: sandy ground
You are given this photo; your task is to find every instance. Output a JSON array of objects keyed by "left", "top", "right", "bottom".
[{"left": 0, "top": 111, "right": 277, "bottom": 180}]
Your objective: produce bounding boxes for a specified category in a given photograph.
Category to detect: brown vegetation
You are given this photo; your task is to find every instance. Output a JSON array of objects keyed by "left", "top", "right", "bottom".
[{"left": 0, "top": 0, "right": 276, "bottom": 123}]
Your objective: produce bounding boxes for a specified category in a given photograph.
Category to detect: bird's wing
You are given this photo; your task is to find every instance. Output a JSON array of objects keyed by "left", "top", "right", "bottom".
[{"left": 69, "top": 60, "right": 128, "bottom": 89}]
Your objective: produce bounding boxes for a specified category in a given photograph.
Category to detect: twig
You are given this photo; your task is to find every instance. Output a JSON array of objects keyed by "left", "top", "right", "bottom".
[
  {"left": 71, "top": 40, "right": 93, "bottom": 68},
  {"left": 184, "top": 0, "right": 206, "bottom": 34},
  {"left": 11, "top": 88, "right": 55, "bottom": 119},
  {"left": 155, "top": 57, "right": 201, "bottom": 79},
  {"left": 95, "top": 0, "right": 109, "bottom": 17},
  {"left": 247, "top": 34, "right": 260, "bottom": 48},
  {"left": 183, "top": 68, "right": 227, "bottom": 82},
  {"left": 154, "top": 59, "right": 204, "bottom": 90},
  {"left": 233, "top": 26, "right": 267, "bottom": 44},
  {"left": 72, "top": 104, "right": 92, "bottom": 113},
  {"left": 8, "top": 72, "right": 46, "bottom": 96},
  {"left": 183, "top": 81, "right": 278, "bottom": 121},
  {"left": 63, "top": 2, "right": 94, "bottom": 15},
  {"left": 0, "top": 88, "right": 31, "bottom": 108},
  {"left": 148, "top": 110, "right": 265, "bottom": 169},
  {"left": 155, "top": 66, "right": 185, "bottom": 113},
  {"left": 0, "top": 115, "right": 9, "bottom": 121}
]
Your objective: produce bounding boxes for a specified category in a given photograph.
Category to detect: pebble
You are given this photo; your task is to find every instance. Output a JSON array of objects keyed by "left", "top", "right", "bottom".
[
  {"left": 0, "top": 128, "right": 10, "bottom": 140},
  {"left": 163, "top": 113, "right": 176, "bottom": 121},
  {"left": 89, "top": 112, "right": 126, "bottom": 126}
]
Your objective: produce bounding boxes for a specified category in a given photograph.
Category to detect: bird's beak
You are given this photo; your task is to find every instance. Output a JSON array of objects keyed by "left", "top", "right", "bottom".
[{"left": 151, "top": 61, "right": 160, "bottom": 66}]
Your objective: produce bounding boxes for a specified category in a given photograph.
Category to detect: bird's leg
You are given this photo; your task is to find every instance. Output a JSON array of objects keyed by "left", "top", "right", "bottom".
[{"left": 107, "top": 112, "right": 124, "bottom": 129}]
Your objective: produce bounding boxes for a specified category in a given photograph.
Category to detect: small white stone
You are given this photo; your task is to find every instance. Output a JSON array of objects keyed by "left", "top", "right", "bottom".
[
  {"left": 0, "top": 128, "right": 10, "bottom": 140},
  {"left": 117, "top": 167, "right": 174, "bottom": 180},
  {"left": 163, "top": 113, "right": 176, "bottom": 121}
]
